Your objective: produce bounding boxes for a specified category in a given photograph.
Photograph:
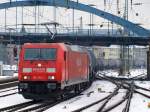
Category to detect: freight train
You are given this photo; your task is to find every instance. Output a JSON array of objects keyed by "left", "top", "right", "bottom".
[{"left": 18, "top": 43, "right": 98, "bottom": 100}]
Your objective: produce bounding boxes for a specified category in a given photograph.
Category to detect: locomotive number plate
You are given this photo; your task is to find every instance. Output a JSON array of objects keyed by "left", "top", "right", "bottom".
[{"left": 33, "top": 68, "right": 45, "bottom": 72}]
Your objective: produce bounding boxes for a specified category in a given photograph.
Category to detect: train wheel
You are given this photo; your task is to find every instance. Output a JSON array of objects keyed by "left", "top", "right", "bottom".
[
  {"left": 57, "top": 95, "right": 64, "bottom": 100},
  {"left": 74, "top": 84, "right": 81, "bottom": 94}
]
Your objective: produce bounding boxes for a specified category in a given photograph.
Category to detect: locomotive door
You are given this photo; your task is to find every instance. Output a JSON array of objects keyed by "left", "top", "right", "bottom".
[{"left": 64, "top": 51, "right": 69, "bottom": 83}]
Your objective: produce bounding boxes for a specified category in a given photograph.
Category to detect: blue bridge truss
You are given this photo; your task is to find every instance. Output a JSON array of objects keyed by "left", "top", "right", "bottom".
[{"left": 0, "top": 0, "right": 149, "bottom": 37}]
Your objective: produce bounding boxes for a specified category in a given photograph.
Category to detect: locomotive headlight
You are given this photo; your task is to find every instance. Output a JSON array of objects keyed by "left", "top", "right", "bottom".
[
  {"left": 46, "top": 68, "right": 56, "bottom": 73},
  {"left": 48, "top": 76, "right": 55, "bottom": 80},
  {"left": 23, "top": 68, "right": 32, "bottom": 73},
  {"left": 23, "top": 75, "right": 30, "bottom": 80},
  {"left": 23, "top": 76, "right": 28, "bottom": 80},
  {"left": 38, "top": 63, "right": 42, "bottom": 67}
]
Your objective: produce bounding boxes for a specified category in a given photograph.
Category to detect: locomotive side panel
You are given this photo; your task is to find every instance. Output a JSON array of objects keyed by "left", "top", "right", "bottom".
[{"left": 66, "top": 51, "right": 89, "bottom": 85}]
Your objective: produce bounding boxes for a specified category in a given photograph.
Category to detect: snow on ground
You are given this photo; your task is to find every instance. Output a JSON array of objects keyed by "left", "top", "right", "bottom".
[
  {"left": 103, "top": 92, "right": 126, "bottom": 110},
  {"left": 130, "top": 94, "right": 150, "bottom": 112},
  {"left": 0, "top": 76, "right": 13, "bottom": 79},
  {"left": 0, "top": 80, "right": 150, "bottom": 112},
  {"left": 98, "top": 69, "right": 147, "bottom": 78},
  {"left": 0, "top": 69, "right": 150, "bottom": 112},
  {"left": 135, "top": 81, "right": 150, "bottom": 89},
  {"left": 110, "top": 101, "right": 127, "bottom": 112},
  {"left": 44, "top": 80, "right": 150, "bottom": 112},
  {"left": 0, "top": 86, "right": 16, "bottom": 91},
  {"left": 109, "top": 92, "right": 150, "bottom": 112},
  {"left": 13, "top": 72, "right": 18, "bottom": 77},
  {"left": 0, "top": 94, "right": 31, "bottom": 108},
  {"left": 0, "top": 88, "right": 17, "bottom": 96},
  {"left": 45, "top": 81, "right": 116, "bottom": 112},
  {"left": 44, "top": 69, "right": 150, "bottom": 112}
]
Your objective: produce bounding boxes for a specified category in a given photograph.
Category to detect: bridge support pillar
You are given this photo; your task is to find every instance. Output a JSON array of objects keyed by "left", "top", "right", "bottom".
[{"left": 119, "top": 45, "right": 130, "bottom": 76}]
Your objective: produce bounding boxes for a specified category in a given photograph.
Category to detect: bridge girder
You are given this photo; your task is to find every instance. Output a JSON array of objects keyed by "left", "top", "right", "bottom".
[
  {"left": 0, "top": 0, "right": 149, "bottom": 36},
  {"left": 0, "top": 33, "right": 149, "bottom": 46}
]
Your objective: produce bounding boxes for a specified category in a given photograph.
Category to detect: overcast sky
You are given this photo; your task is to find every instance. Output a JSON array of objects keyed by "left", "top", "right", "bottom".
[{"left": 0, "top": 0, "right": 149, "bottom": 30}]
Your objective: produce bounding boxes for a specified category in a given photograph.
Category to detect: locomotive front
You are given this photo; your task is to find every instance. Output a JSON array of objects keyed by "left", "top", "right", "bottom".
[{"left": 18, "top": 43, "right": 63, "bottom": 99}]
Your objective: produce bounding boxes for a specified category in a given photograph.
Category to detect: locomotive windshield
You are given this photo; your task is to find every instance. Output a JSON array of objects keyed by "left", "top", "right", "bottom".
[{"left": 24, "top": 48, "right": 56, "bottom": 60}]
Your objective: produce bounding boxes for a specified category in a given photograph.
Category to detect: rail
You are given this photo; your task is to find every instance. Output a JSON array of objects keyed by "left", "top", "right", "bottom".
[{"left": 0, "top": 76, "right": 18, "bottom": 89}]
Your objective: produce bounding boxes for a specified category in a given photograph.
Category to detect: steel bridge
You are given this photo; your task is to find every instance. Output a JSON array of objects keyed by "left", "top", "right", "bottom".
[
  {"left": 0, "top": 30, "right": 149, "bottom": 46},
  {"left": 0, "top": 0, "right": 149, "bottom": 45}
]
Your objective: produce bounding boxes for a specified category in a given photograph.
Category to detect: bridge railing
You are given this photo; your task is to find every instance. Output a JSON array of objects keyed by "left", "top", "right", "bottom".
[{"left": 0, "top": 27, "right": 125, "bottom": 36}]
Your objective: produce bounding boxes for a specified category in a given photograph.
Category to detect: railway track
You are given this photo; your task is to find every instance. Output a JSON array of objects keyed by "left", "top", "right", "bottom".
[
  {"left": 101, "top": 85, "right": 133, "bottom": 112},
  {"left": 0, "top": 77, "right": 18, "bottom": 90},
  {"left": 1, "top": 72, "right": 150, "bottom": 112},
  {"left": 0, "top": 100, "right": 38, "bottom": 112},
  {"left": 97, "top": 74, "right": 150, "bottom": 111},
  {"left": 17, "top": 101, "right": 53, "bottom": 112},
  {"left": 0, "top": 83, "right": 18, "bottom": 98},
  {"left": 0, "top": 93, "right": 85, "bottom": 112},
  {"left": 122, "top": 82, "right": 134, "bottom": 112},
  {"left": 33, "top": 90, "right": 95, "bottom": 112},
  {"left": 0, "top": 87, "right": 17, "bottom": 94},
  {"left": 95, "top": 75, "right": 135, "bottom": 112},
  {"left": 0, "top": 92, "right": 18, "bottom": 98},
  {"left": 124, "top": 81, "right": 150, "bottom": 99},
  {"left": 71, "top": 73, "right": 150, "bottom": 112},
  {"left": 98, "top": 71, "right": 147, "bottom": 81},
  {"left": 0, "top": 84, "right": 91, "bottom": 112},
  {"left": 0, "top": 86, "right": 18, "bottom": 98},
  {"left": 96, "top": 84, "right": 121, "bottom": 112},
  {"left": 72, "top": 78, "right": 133, "bottom": 112},
  {"left": 0, "top": 81, "right": 18, "bottom": 90},
  {"left": 97, "top": 74, "right": 150, "bottom": 98},
  {"left": 72, "top": 84, "right": 121, "bottom": 112}
]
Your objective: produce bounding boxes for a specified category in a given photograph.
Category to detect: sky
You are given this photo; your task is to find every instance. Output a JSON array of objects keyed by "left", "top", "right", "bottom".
[{"left": 0, "top": 0, "right": 149, "bottom": 30}]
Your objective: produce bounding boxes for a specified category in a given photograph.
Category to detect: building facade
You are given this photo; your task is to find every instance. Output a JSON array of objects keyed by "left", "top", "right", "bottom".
[{"left": 93, "top": 46, "right": 147, "bottom": 69}]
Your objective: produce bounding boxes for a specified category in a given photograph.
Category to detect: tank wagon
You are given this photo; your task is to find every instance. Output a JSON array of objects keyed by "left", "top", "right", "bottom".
[
  {"left": 18, "top": 43, "right": 97, "bottom": 99},
  {"left": 87, "top": 50, "right": 99, "bottom": 77}
]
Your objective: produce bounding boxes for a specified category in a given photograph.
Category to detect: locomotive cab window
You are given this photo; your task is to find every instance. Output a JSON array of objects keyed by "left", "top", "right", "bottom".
[{"left": 24, "top": 48, "right": 56, "bottom": 60}]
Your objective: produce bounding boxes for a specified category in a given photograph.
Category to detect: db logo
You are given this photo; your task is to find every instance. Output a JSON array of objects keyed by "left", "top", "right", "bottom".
[{"left": 33, "top": 68, "right": 45, "bottom": 72}]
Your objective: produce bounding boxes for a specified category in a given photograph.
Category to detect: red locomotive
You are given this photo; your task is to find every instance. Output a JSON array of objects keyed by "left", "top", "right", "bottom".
[{"left": 18, "top": 43, "right": 97, "bottom": 100}]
